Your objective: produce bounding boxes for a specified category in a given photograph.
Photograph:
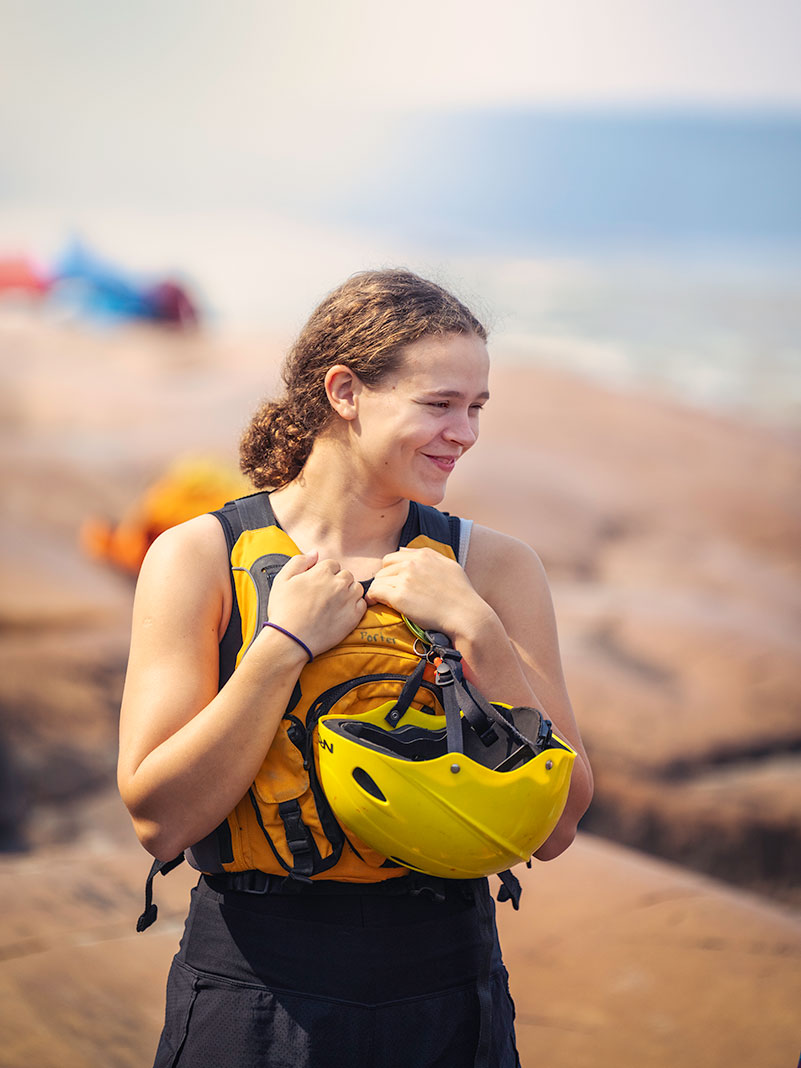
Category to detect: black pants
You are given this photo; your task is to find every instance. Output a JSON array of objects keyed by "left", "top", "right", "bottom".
[{"left": 153, "top": 875, "right": 520, "bottom": 1067}]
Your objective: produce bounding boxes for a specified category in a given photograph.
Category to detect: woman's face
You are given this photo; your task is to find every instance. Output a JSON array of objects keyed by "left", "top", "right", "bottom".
[{"left": 349, "top": 331, "right": 490, "bottom": 506}]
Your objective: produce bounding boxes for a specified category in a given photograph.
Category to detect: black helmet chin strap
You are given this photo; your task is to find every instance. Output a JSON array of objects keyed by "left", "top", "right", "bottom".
[
  {"left": 436, "top": 658, "right": 465, "bottom": 756},
  {"left": 383, "top": 657, "right": 428, "bottom": 728},
  {"left": 428, "top": 632, "right": 498, "bottom": 748},
  {"left": 427, "top": 631, "right": 553, "bottom": 757},
  {"left": 383, "top": 628, "right": 554, "bottom": 760}
]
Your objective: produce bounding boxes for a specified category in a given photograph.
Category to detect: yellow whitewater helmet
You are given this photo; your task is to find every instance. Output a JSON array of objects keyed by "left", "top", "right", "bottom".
[{"left": 317, "top": 635, "right": 576, "bottom": 881}]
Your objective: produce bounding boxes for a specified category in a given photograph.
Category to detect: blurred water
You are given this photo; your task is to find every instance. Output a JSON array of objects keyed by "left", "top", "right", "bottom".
[
  {"left": 318, "top": 109, "right": 801, "bottom": 426},
  {"left": 476, "top": 253, "right": 801, "bottom": 425},
  {"left": 2, "top": 109, "right": 800, "bottom": 427},
  {"left": 325, "top": 110, "right": 801, "bottom": 255}
]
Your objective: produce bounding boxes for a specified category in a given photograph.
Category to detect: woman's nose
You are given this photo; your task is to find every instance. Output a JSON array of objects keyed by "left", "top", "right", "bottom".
[{"left": 444, "top": 410, "right": 479, "bottom": 447}]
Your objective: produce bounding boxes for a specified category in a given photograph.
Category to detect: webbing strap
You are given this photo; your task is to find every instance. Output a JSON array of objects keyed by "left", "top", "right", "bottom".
[
  {"left": 277, "top": 799, "right": 315, "bottom": 878},
  {"left": 136, "top": 853, "right": 186, "bottom": 932},
  {"left": 204, "top": 869, "right": 455, "bottom": 900},
  {"left": 472, "top": 874, "right": 523, "bottom": 1065},
  {"left": 440, "top": 674, "right": 465, "bottom": 756},
  {"left": 496, "top": 869, "right": 522, "bottom": 910},
  {"left": 383, "top": 658, "right": 428, "bottom": 727},
  {"left": 428, "top": 633, "right": 498, "bottom": 746},
  {"left": 432, "top": 631, "right": 551, "bottom": 756},
  {"left": 232, "top": 491, "right": 274, "bottom": 532}
]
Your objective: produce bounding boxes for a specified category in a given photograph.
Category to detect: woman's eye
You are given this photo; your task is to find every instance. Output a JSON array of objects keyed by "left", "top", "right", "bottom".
[{"left": 424, "top": 400, "right": 484, "bottom": 411}]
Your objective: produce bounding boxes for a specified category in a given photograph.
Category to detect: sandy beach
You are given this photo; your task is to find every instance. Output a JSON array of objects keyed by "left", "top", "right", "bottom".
[{"left": 1, "top": 312, "right": 799, "bottom": 1067}]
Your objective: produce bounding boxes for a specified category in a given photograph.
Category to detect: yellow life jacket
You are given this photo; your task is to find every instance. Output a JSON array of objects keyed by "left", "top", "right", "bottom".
[{"left": 184, "top": 491, "right": 465, "bottom": 885}]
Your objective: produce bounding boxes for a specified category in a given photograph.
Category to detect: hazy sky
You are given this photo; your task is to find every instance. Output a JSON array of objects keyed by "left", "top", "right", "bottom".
[
  {"left": 1, "top": 0, "right": 800, "bottom": 273},
  {"left": 2, "top": 0, "right": 801, "bottom": 116},
  {"left": 1, "top": 1, "right": 799, "bottom": 403},
  {"left": 2, "top": 0, "right": 799, "bottom": 205}
]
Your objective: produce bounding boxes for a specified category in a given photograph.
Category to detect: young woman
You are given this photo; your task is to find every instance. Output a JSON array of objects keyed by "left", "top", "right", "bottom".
[{"left": 119, "top": 269, "right": 593, "bottom": 1067}]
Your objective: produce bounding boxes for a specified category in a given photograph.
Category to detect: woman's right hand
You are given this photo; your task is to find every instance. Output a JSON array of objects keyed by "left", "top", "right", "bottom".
[
  {"left": 263, "top": 552, "right": 367, "bottom": 657},
  {"left": 118, "top": 532, "right": 367, "bottom": 861}
]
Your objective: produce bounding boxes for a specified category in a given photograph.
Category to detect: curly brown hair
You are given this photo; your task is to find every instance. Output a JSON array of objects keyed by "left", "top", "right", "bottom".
[{"left": 240, "top": 269, "right": 488, "bottom": 488}]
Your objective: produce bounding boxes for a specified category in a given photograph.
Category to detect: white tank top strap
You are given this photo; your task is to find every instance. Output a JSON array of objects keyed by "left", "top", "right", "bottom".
[{"left": 457, "top": 517, "right": 473, "bottom": 568}]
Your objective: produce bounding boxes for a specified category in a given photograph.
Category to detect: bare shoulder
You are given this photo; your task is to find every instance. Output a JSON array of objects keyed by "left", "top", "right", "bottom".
[
  {"left": 120, "top": 515, "right": 233, "bottom": 789},
  {"left": 465, "top": 523, "right": 551, "bottom": 604},
  {"left": 140, "top": 512, "right": 229, "bottom": 572},
  {"left": 134, "top": 513, "right": 232, "bottom": 639}
]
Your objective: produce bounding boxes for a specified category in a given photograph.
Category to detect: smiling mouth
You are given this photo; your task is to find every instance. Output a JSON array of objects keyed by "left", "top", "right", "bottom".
[{"left": 424, "top": 455, "right": 457, "bottom": 472}]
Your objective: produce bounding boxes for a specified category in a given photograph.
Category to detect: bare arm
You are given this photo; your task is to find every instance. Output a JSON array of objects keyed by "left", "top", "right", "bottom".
[
  {"left": 118, "top": 514, "right": 366, "bottom": 861},
  {"left": 461, "top": 526, "right": 593, "bottom": 860},
  {"left": 365, "top": 527, "right": 593, "bottom": 860}
]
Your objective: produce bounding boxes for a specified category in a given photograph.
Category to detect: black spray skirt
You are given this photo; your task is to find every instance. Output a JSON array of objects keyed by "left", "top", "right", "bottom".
[{"left": 153, "top": 873, "right": 520, "bottom": 1068}]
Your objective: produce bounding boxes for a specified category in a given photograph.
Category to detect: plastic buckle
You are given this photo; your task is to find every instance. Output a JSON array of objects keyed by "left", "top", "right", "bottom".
[
  {"left": 434, "top": 661, "right": 455, "bottom": 687},
  {"left": 238, "top": 870, "right": 271, "bottom": 893}
]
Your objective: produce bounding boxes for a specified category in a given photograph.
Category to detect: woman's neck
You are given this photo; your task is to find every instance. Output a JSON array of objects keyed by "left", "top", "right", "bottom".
[{"left": 268, "top": 440, "right": 410, "bottom": 573}]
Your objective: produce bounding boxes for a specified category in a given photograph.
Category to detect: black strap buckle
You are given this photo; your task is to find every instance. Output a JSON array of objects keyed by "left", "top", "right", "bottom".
[
  {"left": 496, "top": 869, "right": 522, "bottom": 910},
  {"left": 278, "top": 799, "right": 315, "bottom": 877},
  {"left": 137, "top": 852, "right": 186, "bottom": 932}
]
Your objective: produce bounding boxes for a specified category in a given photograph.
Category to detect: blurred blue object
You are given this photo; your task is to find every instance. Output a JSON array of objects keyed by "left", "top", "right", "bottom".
[{"left": 50, "top": 238, "right": 199, "bottom": 326}]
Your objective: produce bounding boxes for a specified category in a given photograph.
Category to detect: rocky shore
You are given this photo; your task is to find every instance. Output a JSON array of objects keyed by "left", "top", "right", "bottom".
[{"left": 1, "top": 315, "right": 799, "bottom": 1066}]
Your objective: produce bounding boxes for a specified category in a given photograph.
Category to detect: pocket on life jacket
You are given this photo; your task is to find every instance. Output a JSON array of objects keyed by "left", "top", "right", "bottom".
[
  {"left": 237, "top": 671, "right": 442, "bottom": 877},
  {"left": 251, "top": 717, "right": 309, "bottom": 805}
]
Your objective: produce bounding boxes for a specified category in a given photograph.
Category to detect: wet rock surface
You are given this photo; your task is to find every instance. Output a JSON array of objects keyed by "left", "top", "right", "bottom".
[
  {"left": 1, "top": 319, "right": 799, "bottom": 1064},
  {"left": 1, "top": 826, "right": 799, "bottom": 1068}
]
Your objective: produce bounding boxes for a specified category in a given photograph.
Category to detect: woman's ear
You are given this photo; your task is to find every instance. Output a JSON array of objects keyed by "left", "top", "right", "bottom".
[{"left": 324, "top": 365, "right": 362, "bottom": 421}]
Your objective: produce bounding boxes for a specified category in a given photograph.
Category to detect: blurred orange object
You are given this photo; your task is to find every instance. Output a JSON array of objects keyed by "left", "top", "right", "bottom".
[{"left": 81, "top": 457, "right": 249, "bottom": 574}]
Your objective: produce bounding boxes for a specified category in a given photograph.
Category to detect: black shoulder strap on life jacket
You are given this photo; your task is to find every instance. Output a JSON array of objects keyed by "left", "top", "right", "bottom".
[
  {"left": 404, "top": 500, "right": 461, "bottom": 555},
  {"left": 214, "top": 490, "right": 278, "bottom": 686}
]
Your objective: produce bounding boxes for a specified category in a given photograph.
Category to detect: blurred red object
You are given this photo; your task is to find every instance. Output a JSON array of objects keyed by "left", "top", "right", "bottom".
[
  {"left": 0, "top": 256, "right": 50, "bottom": 295},
  {"left": 146, "top": 280, "right": 199, "bottom": 327}
]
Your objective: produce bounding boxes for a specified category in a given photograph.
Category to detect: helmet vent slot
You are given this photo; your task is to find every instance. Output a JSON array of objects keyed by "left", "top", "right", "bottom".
[{"left": 352, "top": 767, "right": 387, "bottom": 802}]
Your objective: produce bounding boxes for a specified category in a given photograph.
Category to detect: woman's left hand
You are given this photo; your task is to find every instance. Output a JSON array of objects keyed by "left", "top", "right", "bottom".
[{"left": 365, "top": 547, "right": 491, "bottom": 636}]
